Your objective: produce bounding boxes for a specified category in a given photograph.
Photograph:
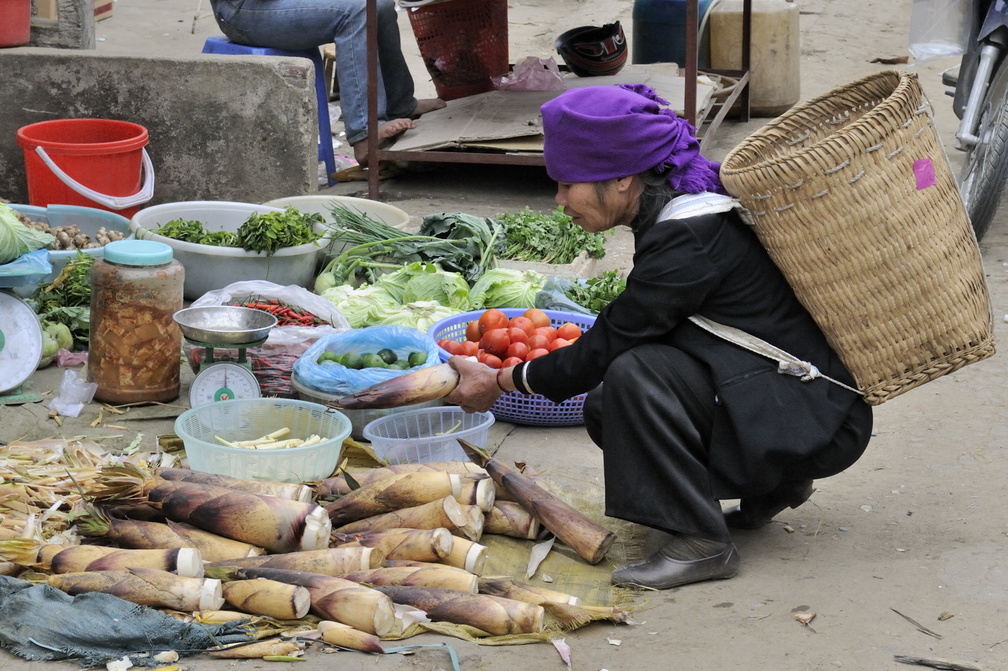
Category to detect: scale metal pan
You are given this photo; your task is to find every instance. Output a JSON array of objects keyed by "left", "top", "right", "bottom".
[{"left": 172, "top": 306, "right": 278, "bottom": 345}]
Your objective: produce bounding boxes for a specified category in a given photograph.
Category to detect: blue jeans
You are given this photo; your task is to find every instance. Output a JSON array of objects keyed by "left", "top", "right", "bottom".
[{"left": 209, "top": 0, "right": 417, "bottom": 145}]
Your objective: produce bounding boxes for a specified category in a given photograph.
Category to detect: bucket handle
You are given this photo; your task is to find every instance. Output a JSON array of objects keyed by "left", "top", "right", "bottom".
[{"left": 33, "top": 145, "right": 155, "bottom": 210}]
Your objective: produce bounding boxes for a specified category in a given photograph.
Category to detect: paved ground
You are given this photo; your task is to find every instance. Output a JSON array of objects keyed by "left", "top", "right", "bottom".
[{"left": 3, "top": 0, "right": 1008, "bottom": 669}]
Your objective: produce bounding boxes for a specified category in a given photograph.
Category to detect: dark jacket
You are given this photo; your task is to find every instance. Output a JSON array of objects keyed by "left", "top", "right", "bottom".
[{"left": 525, "top": 207, "right": 871, "bottom": 497}]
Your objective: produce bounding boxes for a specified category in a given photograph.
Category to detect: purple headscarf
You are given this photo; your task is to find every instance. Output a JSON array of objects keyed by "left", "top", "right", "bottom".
[{"left": 540, "top": 83, "right": 725, "bottom": 194}]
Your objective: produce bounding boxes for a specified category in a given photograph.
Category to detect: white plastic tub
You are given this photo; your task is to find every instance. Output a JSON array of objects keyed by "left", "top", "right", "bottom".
[
  {"left": 362, "top": 406, "right": 494, "bottom": 465},
  {"left": 130, "top": 201, "right": 327, "bottom": 300}
]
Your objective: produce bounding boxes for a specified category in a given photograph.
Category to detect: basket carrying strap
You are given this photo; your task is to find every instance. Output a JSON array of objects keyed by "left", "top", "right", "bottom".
[{"left": 660, "top": 194, "right": 864, "bottom": 396}]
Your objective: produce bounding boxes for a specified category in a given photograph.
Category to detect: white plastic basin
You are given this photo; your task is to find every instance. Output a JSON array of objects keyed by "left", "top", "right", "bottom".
[{"left": 130, "top": 200, "right": 327, "bottom": 301}]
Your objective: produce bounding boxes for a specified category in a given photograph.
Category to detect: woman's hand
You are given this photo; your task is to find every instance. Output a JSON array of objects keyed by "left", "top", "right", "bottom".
[{"left": 445, "top": 355, "right": 507, "bottom": 413}]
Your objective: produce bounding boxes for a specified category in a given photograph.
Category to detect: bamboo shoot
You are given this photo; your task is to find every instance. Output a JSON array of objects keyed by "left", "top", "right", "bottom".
[
  {"left": 325, "top": 472, "right": 463, "bottom": 526},
  {"left": 334, "top": 496, "right": 470, "bottom": 537},
  {"left": 329, "top": 362, "right": 459, "bottom": 410},
  {"left": 224, "top": 566, "right": 396, "bottom": 636},
  {"left": 78, "top": 508, "right": 264, "bottom": 562},
  {"left": 457, "top": 476, "right": 496, "bottom": 511},
  {"left": 48, "top": 567, "right": 224, "bottom": 611},
  {"left": 316, "top": 462, "right": 487, "bottom": 498},
  {"left": 317, "top": 621, "right": 384, "bottom": 653},
  {"left": 440, "top": 536, "right": 488, "bottom": 575},
  {"left": 484, "top": 501, "right": 541, "bottom": 540},
  {"left": 340, "top": 565, "right": 478, "bottom": 594},
  {"left": 91, "top": 467, "right": 331, "bottom": 554},
  {"left": 333, "top": 527, "right": 454, "bottom": 563},
  {"left": 222, "top": 578, "right": 311, "bottom": 620},
  {"left": 478, "top": 577, "right": 581, "bottom": 606},
  {"left": 155, "top": 467, "right": 313, "bottom": 501},
  {"left": 207, "top": 639, "right": 303, "bottom": 659},
  {"left": 376, "top": 586, "right": 544, "bottom": 635},
  {"left": 49, "top": 544, "right": 204, "bottom": 578},
  {"left": 458, "top": 440, "right": 615, "bottom": 565},
  {"left": 206, "top": 546, "right": 382, "bottom": 574}
]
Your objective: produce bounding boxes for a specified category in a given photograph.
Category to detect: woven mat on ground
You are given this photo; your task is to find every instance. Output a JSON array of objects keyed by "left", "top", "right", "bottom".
[{"left": 339, "top": 439, "right": 647, "bottom": 644}]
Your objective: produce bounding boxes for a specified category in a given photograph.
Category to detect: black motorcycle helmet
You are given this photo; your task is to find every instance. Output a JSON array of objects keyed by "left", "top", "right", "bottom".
[{"left": 554, "top": 21, "right": 628, "bottom": 78}]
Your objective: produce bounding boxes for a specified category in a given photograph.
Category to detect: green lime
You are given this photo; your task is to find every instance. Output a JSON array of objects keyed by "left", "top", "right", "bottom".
[
  {"left": 334, "top": 352, "right": 349, "bottom": 366},
  {"left": 361, "top": 353, "right": 388, "bottom": 369},
  {"left": 321, "top": 350, "right": 340, "bottom": 362},
  {"left": 343, "top": 352, "right": 364, "bottom": 369},
  {"left": 407, "top": 351, "right": 427, "bottom": 367},
  {"left": 377, "top": 348, "right": 398, "bottom": 365},
  {"left": 390, "top": 360, "right": 411, "bottom": 370}
]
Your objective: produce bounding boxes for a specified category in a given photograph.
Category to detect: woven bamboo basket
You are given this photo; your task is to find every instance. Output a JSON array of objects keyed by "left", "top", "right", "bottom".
[{"left": 719, "top": 70, "right": 995, "bottom": 405}]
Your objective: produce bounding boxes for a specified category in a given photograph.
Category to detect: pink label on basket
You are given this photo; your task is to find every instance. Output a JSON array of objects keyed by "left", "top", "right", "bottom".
[{"left": 914, "top": 158, "right": 936, "bottom": 190}]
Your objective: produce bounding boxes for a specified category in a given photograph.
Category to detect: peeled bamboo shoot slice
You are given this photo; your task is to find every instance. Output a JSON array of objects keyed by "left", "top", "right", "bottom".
[{"left": 441, "top": 536, "right": 487, "bottom": 575}]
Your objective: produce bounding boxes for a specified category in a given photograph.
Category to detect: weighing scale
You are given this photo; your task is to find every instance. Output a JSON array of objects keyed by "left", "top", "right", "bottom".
[
  {"left": 172, "top": 306, "right": 278, "bottom": 408},
  {"left": 0, "top": 292, "right": 44, "bottom": 402},
  {"left": 185, "top": 336, "right": 265, "bottom": 406}
]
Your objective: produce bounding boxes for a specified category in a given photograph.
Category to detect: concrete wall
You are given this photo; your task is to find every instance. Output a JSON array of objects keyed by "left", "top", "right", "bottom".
[{"left": 1, "top": 51, "right": 319, "bottom": 209}]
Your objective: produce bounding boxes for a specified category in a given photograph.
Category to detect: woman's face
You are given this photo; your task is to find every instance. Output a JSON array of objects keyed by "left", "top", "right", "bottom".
[{"left": 555, "top": 178, "right": 638, "bottom": 233}]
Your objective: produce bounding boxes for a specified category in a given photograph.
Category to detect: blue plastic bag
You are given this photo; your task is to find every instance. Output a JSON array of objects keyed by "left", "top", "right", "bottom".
[{"left": 293, "top": 325, "right": 443, "bottom": 397}]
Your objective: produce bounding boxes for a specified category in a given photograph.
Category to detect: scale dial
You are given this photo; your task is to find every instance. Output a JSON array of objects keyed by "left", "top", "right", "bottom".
[
  {"left": 0, "top": 293, "right": 44, "bottom": 393},
  {"left": 189, "top": 362, "right": 261, "bottom": 406}
]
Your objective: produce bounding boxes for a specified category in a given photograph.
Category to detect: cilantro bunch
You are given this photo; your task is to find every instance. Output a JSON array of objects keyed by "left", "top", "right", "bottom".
[{"left": 496, "top": 206, "right": 608, "bottom": 265}]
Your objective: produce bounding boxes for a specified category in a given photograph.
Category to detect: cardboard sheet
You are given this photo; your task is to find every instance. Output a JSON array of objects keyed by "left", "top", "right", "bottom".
[{"left": 391, "top": 64, "right": 718, "bottom": 153}]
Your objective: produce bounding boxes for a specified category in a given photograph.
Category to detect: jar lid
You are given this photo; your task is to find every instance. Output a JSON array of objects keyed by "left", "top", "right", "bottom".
[{"left": 103, "top": 239, "right": 174, "bottom": 266}]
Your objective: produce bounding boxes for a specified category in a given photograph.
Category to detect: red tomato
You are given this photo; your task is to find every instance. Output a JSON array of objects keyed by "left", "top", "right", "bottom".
[
  {"left": 465, "top": 320, "right": 482, "bottom": 342},
  {"left": 526, "top": 347, "right": 550, "bottom": 361},
  {"left": 505, "top": 341, "right": 529, "bottom": 360},
  {"left": 556, "top": 322, "right": 582, "bottom": 341},
  {"left": 524, "top": 308, "right": 551, "bottom": 329},
  {"left": 549, "top": 337, "right": 571, "bottom": 351},
  {"left": 438, "top": 339, "right": 463, "bottom": 356},
  {"left": 460, "top": 340, "right": 480, "bottom": 357},
  {"left": 533, "top": 326, "right": 557, "bottom": 342},
  {"left": 478, "top": 352, "right": 503, "bottom": 369},
  {"left": 508, "top": 316, "right": 536, "bottom": 335},
  {"left": 526, "top": 334, "right": 551, "bottom": 351},
  {"left": 479, "top": 328, "right": 511, "bottom": 358},
  {"left": 506, "top": 327, "right": 529, "bottom": 345},
  {"left": 502, "top": 356, "right": 524, "bottom": 368},
  {"left": 478, "top": 309, "right": 509, "bottom": 335}
]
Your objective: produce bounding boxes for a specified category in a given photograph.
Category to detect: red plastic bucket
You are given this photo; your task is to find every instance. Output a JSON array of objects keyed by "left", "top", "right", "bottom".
[
  {"left": 16, "top": 119, "right": 155, "bottom": 219},
  {"left": 0, "top": 0, "right": 31, "bottom": 48}
]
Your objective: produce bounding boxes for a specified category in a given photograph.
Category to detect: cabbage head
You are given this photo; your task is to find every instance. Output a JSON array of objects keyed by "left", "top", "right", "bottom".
[
  {"left": 0, "top": 203, "right": 54, "bottom": 265},
  {"left": 470, "top": 268, "right": 545, "bottom": 309}
]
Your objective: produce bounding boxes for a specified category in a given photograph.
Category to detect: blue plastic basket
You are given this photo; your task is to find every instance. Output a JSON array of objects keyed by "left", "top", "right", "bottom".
[{"left": 427, "top": 308, "right": 597, "bottom": 426}]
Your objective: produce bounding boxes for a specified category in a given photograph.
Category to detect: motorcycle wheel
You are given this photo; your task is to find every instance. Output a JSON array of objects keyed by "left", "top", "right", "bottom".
[{"left": 959, "top": 60, "right": 1008, "bottom": 241}]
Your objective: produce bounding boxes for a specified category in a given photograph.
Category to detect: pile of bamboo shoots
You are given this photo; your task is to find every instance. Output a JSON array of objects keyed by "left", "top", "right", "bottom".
[{"left": 0, "top": 438, "right": 625, "bottom": 659}]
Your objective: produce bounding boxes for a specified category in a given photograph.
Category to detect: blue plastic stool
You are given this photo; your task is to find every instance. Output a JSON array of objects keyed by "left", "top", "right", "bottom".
[{"left": 202, "top": 35, "right": 337, "bottom": 186}]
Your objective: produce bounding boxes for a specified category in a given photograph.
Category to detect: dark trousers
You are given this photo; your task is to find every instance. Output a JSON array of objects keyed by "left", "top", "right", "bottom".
[{"left": 583, "top": 344, "right": 871, "bottom": 542}]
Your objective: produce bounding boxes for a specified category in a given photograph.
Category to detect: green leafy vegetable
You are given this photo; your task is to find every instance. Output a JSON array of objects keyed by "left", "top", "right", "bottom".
[
  {"left": 154, "top": 218, "right": 236, "bottom": 246},
  {"left": 469, "top": 268, "right": 545, "bottom": 309},
  {"left": 565, "top": 270, "right": 627, "bottom": 313},
  {"left": 320, "top": 205, "right": 499, "bottom": 285},
  {"left": 496, "top": 206, "right": 608, "bottom": 265},
  {"left": 0, "top": 203, "right": 55, "bottom": 265},
  {"left": 31, "top": 252, "right": 93, "bottom": 348},
  {"left": 236, "top": 207, "right": 325, "bottom": 255}
]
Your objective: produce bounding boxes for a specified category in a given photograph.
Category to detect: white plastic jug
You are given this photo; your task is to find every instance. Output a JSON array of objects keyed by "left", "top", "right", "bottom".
[{"left": 709, "top": 0, "right": 801, "bottom": 117}]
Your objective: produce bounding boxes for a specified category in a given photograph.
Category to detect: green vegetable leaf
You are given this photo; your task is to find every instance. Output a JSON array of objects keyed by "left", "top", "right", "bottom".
[
  {"left": 496, "top": 206, "right": 608, "bottom": 265},
  {"left": 236, "top": 207, "right": 324, "bottom": 256},
  {"left": 0, "top": 203, "right": 55, "bottom": 265}
]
